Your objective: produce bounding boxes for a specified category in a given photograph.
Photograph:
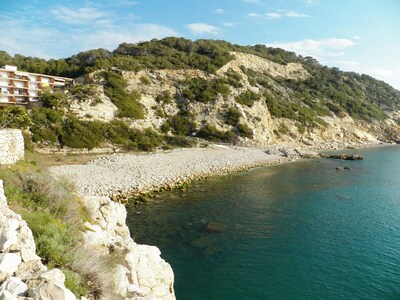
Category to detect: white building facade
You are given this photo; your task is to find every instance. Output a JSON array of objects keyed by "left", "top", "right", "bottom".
[{"left": 0, "top": 65, "right": 74, "bottom": 106}]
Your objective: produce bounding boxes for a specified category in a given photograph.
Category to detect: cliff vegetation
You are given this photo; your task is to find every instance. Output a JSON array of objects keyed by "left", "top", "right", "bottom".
[{"left": 1, "top": 37, "right": 399, "bottom": 149}]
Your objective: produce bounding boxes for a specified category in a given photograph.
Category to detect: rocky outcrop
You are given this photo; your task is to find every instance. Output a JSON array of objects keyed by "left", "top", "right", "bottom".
[
  {"left": 81, "top": 195, "right": 175, "bottom": 299},
  {"left": 0, "top": 130, "right": 24, "bottom": 165},
  {"left": 219, "top": 51, "right": 309, "bottom": 80},
  {"left": 68, "top": 85, "right": 118, "bottom": 122},
  {"left": 0, "top": 180, "right": 75, "bottom": 300}
]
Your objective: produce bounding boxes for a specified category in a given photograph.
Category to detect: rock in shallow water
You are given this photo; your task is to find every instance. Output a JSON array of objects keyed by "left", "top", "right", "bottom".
[{"left": 205, "top": 222, "right": 226, "bottom": 233}]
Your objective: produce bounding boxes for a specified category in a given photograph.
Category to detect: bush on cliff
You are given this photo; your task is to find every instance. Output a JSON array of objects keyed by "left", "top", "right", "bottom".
[
  {"left": 181, "top": 77, "right": 230, "bottom": 103},
  {"left": 0, "top": 166, "right": 88, "bottom": 297},
  {"left": 103, "top": 71, "right": 144, "bottom": 119},
  {"left": 235, "top": 90, "right": 261, "bottom": 107}
]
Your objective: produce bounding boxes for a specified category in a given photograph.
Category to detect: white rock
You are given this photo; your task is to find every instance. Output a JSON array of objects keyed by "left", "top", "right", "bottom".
[
  {"left": 0, "top": 219, "right": 18, "bottom": 252},
  {"left": 39, "top": 269, "right": 66, "bottom": 286},
  {"left": 20, "top": 245, "right": 41, "bottom": 262},
  {"left": 0, "top": 290, "right": 18, "bottom": 300},
  {"left": 0, "top": 253, "right": 22, "bottom": 279},
  {"left": 0, "top": 277, "right": 28, "bottom": 297},
  {"left": 28, "top": 283, "right": 76, "bottom": 300}
]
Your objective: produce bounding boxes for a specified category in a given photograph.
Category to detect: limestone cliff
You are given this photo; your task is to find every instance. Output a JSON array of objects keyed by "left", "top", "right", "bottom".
[{"left": 67, "top": 50, "right": 400, "bottom": 149}]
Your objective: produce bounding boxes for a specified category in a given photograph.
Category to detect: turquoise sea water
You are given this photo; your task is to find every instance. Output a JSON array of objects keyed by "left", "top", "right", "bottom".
[{"left": 127, "top": 146, "right": 400, "bottom": 299}]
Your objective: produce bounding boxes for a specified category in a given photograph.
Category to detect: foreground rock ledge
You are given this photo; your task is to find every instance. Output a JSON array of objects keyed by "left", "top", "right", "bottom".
[
  {"left": 82, "top": 195, "right": 175, "bottom": 299},
  {"left": 0, "top": 179, "right": 76, "bottom": 300}
]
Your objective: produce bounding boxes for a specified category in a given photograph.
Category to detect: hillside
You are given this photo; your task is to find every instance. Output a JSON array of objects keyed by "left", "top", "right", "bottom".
[{"left": 1, "top": 37, "right": 400, "bottom": 150}]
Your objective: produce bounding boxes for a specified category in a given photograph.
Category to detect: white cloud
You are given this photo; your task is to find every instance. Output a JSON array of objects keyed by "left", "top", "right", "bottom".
[
  {"left": 247, "top": 13, "right": 261, "bottom": 18},
  {"left": 0, "top": 7, "right": 179, "bottom": 59},
  {"left": 250, "top": 10, "right": 309, "bottom": 20},
  {"left": 50, "top": 6, "right": 108, "bottom": 25},
  {"left": 186, "top": 23, "right": 220, "bottom": 35},
  {"left": 265, "top": 38, "right": 356, "bottom": 60},
  {"left": 285, "top": 11, "right": 310, "bottom": 18},
  {"left": 222, "top": 22, "right": 235, "bottom": 27},
  {"left": 116, "top": 0, "right": 138, "bottom": 6},
  {"left": 214, "top": 8, "right": 224, "bottom": 14},
  {"left": 303, "top": 0, "right": 320, "bottom": 5},
  {"left": 266, "top": 13, "right": 282, "bottom": 19},
  {"left": 242, "top": 0, "right": 263, "bottom": 4},
  {"left": 75, "top": 23, "right": 178, "bottom": 53}
]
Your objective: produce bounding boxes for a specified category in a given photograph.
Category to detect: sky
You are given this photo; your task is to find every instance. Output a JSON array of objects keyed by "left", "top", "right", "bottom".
[{"left": 0, "top": 0, "right": 399, "bottom": 89}]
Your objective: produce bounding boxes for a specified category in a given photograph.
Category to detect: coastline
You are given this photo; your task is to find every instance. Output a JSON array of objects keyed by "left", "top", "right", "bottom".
[
  {"left": 49, "top": 145, "right": 289, "bottom": 202},
  {"left": 45, "top": 141, "right": 390, "bottom": 299},
  {"left": 49, "top": 141, "right": 388, "bottom": 202}
]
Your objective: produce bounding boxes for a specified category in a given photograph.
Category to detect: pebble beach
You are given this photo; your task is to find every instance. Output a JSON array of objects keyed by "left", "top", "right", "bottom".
[{"left": 49, "top": 145, "right": 287, "bottom": 199}]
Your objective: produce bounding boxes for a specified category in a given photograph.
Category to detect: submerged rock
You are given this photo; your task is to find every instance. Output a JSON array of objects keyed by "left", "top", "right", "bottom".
[
  {"left": 191, "top": 236, "right": 215, "bottom": 249},
  {"left": 205, "top": 222, "right": 226, "bottom": 233}
]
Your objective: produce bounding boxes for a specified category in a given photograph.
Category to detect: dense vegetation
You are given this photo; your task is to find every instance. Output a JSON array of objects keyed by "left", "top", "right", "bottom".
[{"left": 1, "top": 37, "right": 400, "bottom": 144}]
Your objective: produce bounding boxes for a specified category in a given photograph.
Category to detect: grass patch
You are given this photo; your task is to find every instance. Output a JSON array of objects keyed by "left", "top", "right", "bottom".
[{"left": 0, "top": 162, "right": 124, "bottom": 298}]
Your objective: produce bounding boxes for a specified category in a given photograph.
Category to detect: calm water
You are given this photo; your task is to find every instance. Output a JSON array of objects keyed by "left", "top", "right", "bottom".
[{"left": 127, "top": 146, "right": 400, "bottom": 299}]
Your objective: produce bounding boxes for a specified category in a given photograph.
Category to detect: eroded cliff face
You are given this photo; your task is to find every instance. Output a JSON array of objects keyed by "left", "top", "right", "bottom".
[{"left": 68, "top": 50, "right": 400, "bottom": 149}]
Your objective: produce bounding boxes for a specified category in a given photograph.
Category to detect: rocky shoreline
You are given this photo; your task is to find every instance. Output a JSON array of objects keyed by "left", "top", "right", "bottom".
[
  {"left": 49, "top": 145, "right": 289, "bottom": 202},
  {"left": 49, "top": 142, "right": 381, "bottom": 202}
]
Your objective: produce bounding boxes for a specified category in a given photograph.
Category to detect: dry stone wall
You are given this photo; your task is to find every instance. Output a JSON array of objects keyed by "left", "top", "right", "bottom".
[{"left": 0, "top": 130, "right": 24, "bottom": 165}]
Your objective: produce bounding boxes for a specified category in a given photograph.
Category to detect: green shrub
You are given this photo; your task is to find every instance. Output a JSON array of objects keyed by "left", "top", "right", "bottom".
[
  {"left": 277, "top": 123, "right": 290, "bottom": 134},
  {"left": 155, "top": 90, "right": 173, "bottom": 104},
  {"left": 63, "top": 269, "right": 88, "bottom": 297},
  {"left": 61, "top": 118, "right": 105, "bottom": 149},
  {"left": 296, "top": 123, "right": 306, "bottom": 134},
  {"left": 0, "top": 106, "right": 31, "bottom": 129},
  {"left": 225, "top": 107, "right": 241, "bottom": 126},
  {"left": 222, "top": 68, "right": 243, "bottom": 88},
  {"left": 103, "top": 71, "right": 144, "bottom": 119},
  {"left": 42, "top": 89, "right": 68, "bottom": 109},
  {"left": 181, "top": 77, "right": 230, "bottom": 103},
  {"left": 139, "top": 75, "right": 151, "bottom": 85},
  {"left": 235, "top": 90, "right": 261, "bottom": 107},
  {"left": 104, "top": 119, "right": 132, "bottom": 145},
  {"left": 133, "top": 128, "right": 164, "bottom": 151},
  {"left": 29, "top": 108, "right": 63, "bottom": 143},
  {"left": 236, "top": 123, "right": 253, "bottom": 138},
  {"left": 164, "top": 135, "right": 196, "bottom": 148},
  {"left": 164, "top": 113, "right": 197, "bottom": 136},
  {"left": 69, "top": 84, "right": 102, "bottom": 105},
  {"left": 197, "top": 123, "right": 235, "bottom": 142}
]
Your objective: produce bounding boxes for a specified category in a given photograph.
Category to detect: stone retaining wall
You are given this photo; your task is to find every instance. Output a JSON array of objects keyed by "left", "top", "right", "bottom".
[{"left": 0, "top": 129, "right": 25, "bottom": 165}]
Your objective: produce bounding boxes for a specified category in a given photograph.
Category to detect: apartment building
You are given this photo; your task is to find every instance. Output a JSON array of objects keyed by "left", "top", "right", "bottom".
[{"left": 0, "top": 65, "right": 74, "bottom": 107}]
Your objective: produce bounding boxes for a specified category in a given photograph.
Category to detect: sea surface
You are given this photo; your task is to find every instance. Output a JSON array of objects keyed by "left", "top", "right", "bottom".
[{"left": 127, "top": 146, "right": 400, "bottom": 300}]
